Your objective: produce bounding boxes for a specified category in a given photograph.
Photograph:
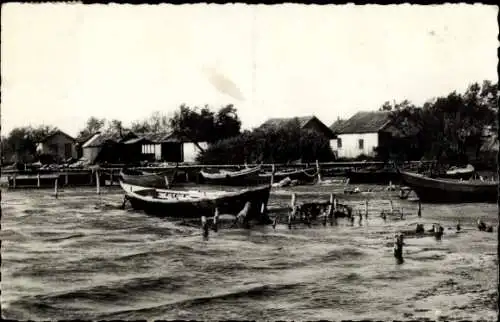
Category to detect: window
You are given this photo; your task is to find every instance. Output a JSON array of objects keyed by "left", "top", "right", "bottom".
[
  {"left": 142, "top": 144, "right": 155, "bottom": 154},
  {"left": 337, "top": 138, "right": 342, "bottom": 148},
  {"left": 358, "top": 139, "right": 364, "bottom": 150}
]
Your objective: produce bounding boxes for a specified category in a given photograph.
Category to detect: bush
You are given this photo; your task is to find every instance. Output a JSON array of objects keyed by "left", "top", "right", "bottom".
[{"left": 197, "top": 124, "right": 335, "bottom": 164}]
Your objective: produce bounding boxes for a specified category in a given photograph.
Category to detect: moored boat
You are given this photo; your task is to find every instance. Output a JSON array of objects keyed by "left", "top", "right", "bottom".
[
  {"left": 120, "top": 168, "right": 178, "bottom": 189},
  {"left": 120, "top": 180, "right": 272, "bottom": 220},
  {"left": 441, "top": 164, "right": 475, "bottom": 180},
  {"left": 199, "top": 165, "right": 262, "bottom": 186},
  {"left": 259, "top": 167, "right": 318, "bottom": 183},
  {"left": 345, "top": 167, "right": 400, "bottom": 184},
  {"left": 398, "top": 169, "right": 497, "bottom": 203}
]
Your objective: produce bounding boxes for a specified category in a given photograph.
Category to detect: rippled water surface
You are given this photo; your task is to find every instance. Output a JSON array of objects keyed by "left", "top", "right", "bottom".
[{"left": 1, "top": 185, "right": 498, "bottom": 321}]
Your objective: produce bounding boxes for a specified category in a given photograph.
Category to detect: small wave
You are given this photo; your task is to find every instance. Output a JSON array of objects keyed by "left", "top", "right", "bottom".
[
  {"left": 45, "top": 233, "right": 86, "bottom": 242},
  {"left": 29, "top": 274, "right": 190, "bottom": 306},
  {"left": 322, "top": 247, "right": 366, "bottom": 262},
  {"left": 95, "top": 282, "right": 304, "bottom": 319},
  {"left": 23, "top": 208, "right": 48, "bottom": 215}
]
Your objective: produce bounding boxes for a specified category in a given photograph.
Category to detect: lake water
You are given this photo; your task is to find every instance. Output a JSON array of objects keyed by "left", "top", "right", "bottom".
[{"left": 1, "top": 185, "right": 498, "bottom": 321}]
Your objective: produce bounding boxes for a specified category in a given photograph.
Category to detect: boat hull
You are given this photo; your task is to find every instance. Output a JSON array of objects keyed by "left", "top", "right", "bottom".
[
  {"left": 346, "top": 169, "right": 400, "bottom": 184},
  {"left": 199, "top": 166, "right": 262, "bottom": 186},
  {"left": 120, "top": 169, "right": 177, "bottom": 188},
  {"left": 399, "top": 171, "right": 497, "bottom": 203},
  {"left": 259, "top": 168, "right": 318, "bottom": 183},
  {"left": 121, "top": 181, "right": 272, "bottom": 219}
]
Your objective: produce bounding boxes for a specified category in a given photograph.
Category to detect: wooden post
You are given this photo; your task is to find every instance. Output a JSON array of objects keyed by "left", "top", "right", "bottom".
[
  {"left": 65, "top": 172, "right": 69, "bottom": 186},
  {"left": 400, "top": 207, "right": 404, "bottom": 219},
  {"left": 390, "top": 200, "right": 394, "bottom": 215},
  {"left": 12, "top": 174, "right": 16, "bottom": 189},
  {"left": 37, "top": 173, "right": 41, "bottom": 188},
  {"left": 90, "top": 170, "right": 93, "bottom": 185},
  {"left": 417, "top": 200, "right": 422, "bottom": 217},
  {"left": 95, "top": 169, "right": 100, "bottom": 195},
  {"left": 185, "top": 171, "right": 189, "bottom": 183},
  {"left": 110, "top": 170, "right": 114, "bottom": 186},
  {"left": 364, "top": 199, "right": 368, "bottom": 217},
  {"left": 213, "top": 208, "right": 219, "bottom": 232},
  {"left": 315, "top": 160, "right": 322, "bottom": 183},
  {"left": 270, "top": 164, "right": 276, "bottom": 186},
  {"left": 333, "top": 197, "right": 338, "bottom": 212},
  {"left": 54, "top": 177, "right": 58, "bottom": 198},
  {"left": 290, "top": 193, "right": 297, "bottom": 210}
]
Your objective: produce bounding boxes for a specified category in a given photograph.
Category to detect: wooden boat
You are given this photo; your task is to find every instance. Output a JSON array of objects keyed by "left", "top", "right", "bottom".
[
  {"left": 441, "top": 164, "right": 475, "bottom": 180},
  {"left": 345, "top": 167, "right": 400, "bottom": 184},
  {"left": 120, "top": 180, "right": 272, "bottom": 220},
  {"left": 199, "top": 165, "right": 262, "bottom": 186},
  {"left": 120, "top": 168, "right": 178, "bottom": 189},
  {"left": 259, "top": 167, "right": 318, "bottom": 183},
  {"left": 398, "top": 169, "right": 497, "bottom": 203}
]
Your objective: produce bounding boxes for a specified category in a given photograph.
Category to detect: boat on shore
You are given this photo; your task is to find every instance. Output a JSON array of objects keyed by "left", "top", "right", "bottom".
[
  {"left": 119, "top": 180, "right": 272, "bottom": 220},
  {"left": 441, "top": 164, "right": 475, "bottom": 180},
  {"left": 345, "top": 167, "right": 400, "bottom": 184},
  {"left": 398, "top": 169, "right": 497, "bottom": 203},
  {"left": 259, "top": 167, "right": 318, "bottom": 183},
  {"left": 119, "top": 168, "right": 178, "bottom": 189},
  {"left": 199, "top": 165, "right": 262, "bottom": 186}
]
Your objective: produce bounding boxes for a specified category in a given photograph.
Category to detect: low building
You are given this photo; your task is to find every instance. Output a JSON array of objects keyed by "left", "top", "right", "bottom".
[
  {"left": 330, "top": 111, "right": 393, "bottom": 159},
  {"left": 132, "top": 132, "right": 208, "bottom": 163},
  {"left": 36, "top": 130, "right": 77, "bottom": 162},
  {"left": 258, "top": 115, "right": 336, "bottom": 138},
  {"left": 81, "top": 131, "right": 138, "bottom": 164}
]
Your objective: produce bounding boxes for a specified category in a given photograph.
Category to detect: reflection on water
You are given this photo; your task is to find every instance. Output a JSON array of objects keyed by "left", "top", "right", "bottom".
[{"left": 1, "top": 186, "right": 497, "bottom": 321}]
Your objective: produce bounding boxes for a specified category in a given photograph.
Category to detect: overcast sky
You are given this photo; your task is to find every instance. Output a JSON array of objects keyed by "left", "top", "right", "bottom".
[{"left": 2, "top": 3, "right": 498, "bottom": 137}]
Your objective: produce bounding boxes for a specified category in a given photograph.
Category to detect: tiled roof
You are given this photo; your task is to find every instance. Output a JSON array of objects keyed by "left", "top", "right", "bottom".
[
  {"left": 38, "top": 130, "right": 75, "bottom": 143},
  {"left": 330, "top": 111, "right": 391, "bottom": 134},
  {"left": 259, "top": 116, "right": 316, "bottom": 130}
]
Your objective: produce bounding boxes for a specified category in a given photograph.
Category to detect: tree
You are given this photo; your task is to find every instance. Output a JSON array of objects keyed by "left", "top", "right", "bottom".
[
  {"left": 104, "top": 119, "right": 126, "bottom": 136},
  {"left": 197, "top": 118, "right": 334, "bottom": 164},
  {"left": 2, "top": 125, "right": 59, "bottom": 163},
  {"left": 379, "top": 101, "right": 392, "bottom": 111},
  {"left": 386, "top": 80, "right": 498, "bottom": 165},
  {"left": 169, "top": 104, "right": 242, "bottom": 152},
  {"left": 77, "top": 117, "right": 106, "bottom": 141},
  {"left": 131, "top": 111, "right": 170, "bottom": 134},
  {"left": 213, "top": 104, "right": 242, "bottom": 140}
]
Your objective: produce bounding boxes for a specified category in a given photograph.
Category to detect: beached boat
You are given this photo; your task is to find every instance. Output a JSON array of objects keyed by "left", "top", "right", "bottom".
[
  {"left": 120, "top": 180, "right": 272, "bottom": 219},
  {"left": 119, "top": 168, "right": 178, "bottom": 189},
  {"left": 199, "top": 165, "right": 262, "bottom": 186},
  {"left": 398, "top": 169, "right": 497, "bottom": 203},
  {"left": 259, "top": 167, "right": 318, "bottom": 183},
  {"left": 441, "top": 164, "right": 475, "bottom": 180},
  {"left": 345, "top": 167, "right": 400, "bottom": 184}
]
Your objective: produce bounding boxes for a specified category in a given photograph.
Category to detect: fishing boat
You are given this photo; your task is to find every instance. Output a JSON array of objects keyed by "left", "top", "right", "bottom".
[
  {"left": 119, "top": 180, "right": 272, "bottom": 219},
  {"left": 345, "top": 167, "right": 400, "bottom": 184},
  {"left": 259, "top": 167, "right": 318, "bottom": 183},
  {"left": 441, "top": 164, "right": 475, "bottom": 180},
  {"left": 397, "top": 169, "right": 497, "bottom": 203},
  {"left": 199, "top": 164, "right": 262, "bottom": 186},
  {"left": 119, "top": 168, "right": 178, "bottom": 189}
]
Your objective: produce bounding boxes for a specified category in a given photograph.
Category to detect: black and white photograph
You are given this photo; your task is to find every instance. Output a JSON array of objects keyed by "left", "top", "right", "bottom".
[{"left": 1, "top": 3, "right": 498, "bottom": 321}]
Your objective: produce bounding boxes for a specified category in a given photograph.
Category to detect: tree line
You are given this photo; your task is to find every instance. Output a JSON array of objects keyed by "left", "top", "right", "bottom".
[
  {"left": 1, "top": 79, "right": 497, "bottom": 167},
  {"left": 378, "top": 80, "right": 498, "bottom": 167}
]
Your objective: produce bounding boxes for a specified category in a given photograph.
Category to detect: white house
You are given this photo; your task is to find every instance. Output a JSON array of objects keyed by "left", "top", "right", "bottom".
[{"left": 330, "top": 111, "right": 392, "bottom": 159}]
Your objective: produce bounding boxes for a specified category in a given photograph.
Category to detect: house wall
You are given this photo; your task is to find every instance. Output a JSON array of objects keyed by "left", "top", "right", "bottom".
[
  {"left": 335, "top": 132, "right": 379, "bottom": 159},
  {"left": 37, "top": 133, "right": 77, "bottom": 160},
  {"left": 182, "top": 142, "right": 208, "bottom": 163},
  {"left": 83, "top": 147, "right": 102, "bottom": 164}
]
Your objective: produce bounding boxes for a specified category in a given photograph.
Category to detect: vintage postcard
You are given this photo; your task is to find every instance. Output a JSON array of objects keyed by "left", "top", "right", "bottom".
[{"left": 1, "top": 3, "right": 498, "bottom": 321}]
